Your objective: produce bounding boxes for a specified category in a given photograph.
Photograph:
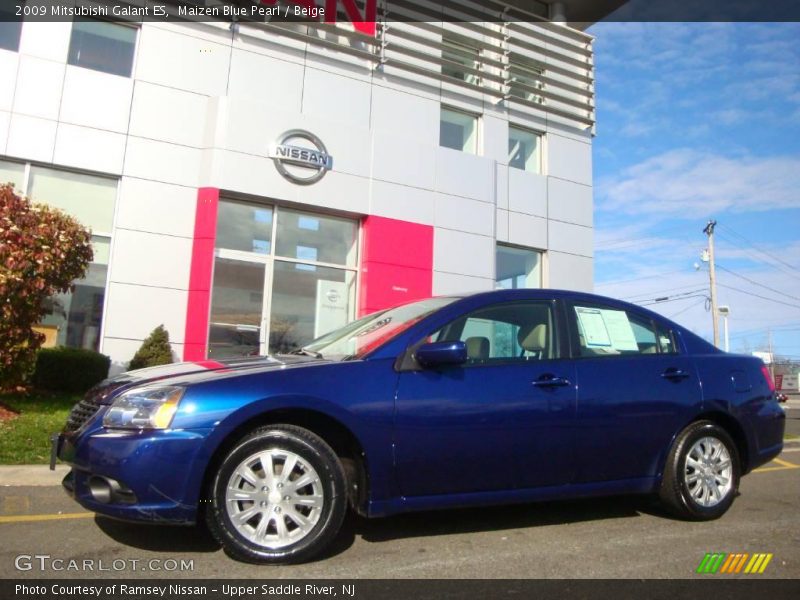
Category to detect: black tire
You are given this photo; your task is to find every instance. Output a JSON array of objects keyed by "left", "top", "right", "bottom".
[
  {"left": 205, "top": 425, "right": 347, "bottom": 564},
  {"left": 659, "top": 420, "right": 740, "bottom": 520}
]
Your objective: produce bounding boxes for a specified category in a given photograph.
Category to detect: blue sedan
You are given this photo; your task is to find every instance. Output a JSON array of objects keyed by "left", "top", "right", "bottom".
[{"left": 54, "top": 290, "right": 786, "bottom": 563}]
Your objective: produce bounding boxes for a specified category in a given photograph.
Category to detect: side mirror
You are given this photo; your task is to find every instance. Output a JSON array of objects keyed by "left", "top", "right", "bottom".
[{"left": 415, "top": 341, "right": 467, "bottom": 368}]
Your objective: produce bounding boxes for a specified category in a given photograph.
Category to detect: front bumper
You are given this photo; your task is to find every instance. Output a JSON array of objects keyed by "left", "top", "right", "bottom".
[{"left": 55, "top": 426, "right": 212, "bottom": 525}]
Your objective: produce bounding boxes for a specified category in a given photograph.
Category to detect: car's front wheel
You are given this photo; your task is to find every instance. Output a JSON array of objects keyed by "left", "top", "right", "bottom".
[
  {"left": 205, "top": 425, "right": 347, "bottom": 563},
  {"left": 659, "top": 420, "right": 740, "bottom": 520}
]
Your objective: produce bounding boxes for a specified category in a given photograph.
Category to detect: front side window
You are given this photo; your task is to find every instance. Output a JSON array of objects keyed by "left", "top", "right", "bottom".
[
  {"left": 572, "top": 303, "right": 673, "bottom": 358},
  {"left": 508, "top": 126, "right": 542, "bottom": 173},
  {"left": 496, "top": 244, "right": 542, "bottom": 289},
  {"left": 210, "top": 201, "right": 359, "bottom": 358},
  {"left": 430, "top": 301, "right": 556, "bottom": 364},
  {"left": 440, "top": 107, "right": 478, "bottom": 154},
  {"left": 441, "top": 35, "right": 480, "bottom": 85},
  {"left": 0, "top": 3, "right": 23, "bottom": 53},
  {"left": 68, "top": 20, "right": 137, "bottom": 77}
]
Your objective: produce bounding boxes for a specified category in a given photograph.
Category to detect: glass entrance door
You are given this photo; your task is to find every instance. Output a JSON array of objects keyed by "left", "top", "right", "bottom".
[{"left": 208, "top": 200, "right": 358, "bottom": 359}]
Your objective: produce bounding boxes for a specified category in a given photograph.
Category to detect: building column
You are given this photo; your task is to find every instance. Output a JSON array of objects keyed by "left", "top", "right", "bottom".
[{"left": 183, "top": 188, "right": 219, "bottom": 361}]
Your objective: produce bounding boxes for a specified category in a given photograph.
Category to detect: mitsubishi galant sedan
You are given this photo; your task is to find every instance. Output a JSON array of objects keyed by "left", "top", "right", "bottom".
[{"left": 54, "top": 289, "right": 785, "bottom": 563}]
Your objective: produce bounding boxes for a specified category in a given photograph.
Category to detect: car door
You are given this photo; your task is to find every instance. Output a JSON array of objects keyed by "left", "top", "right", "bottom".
[
  {"left": 567, "top": 300, "right": 702, "bottom": 483},
  {"left": 394, "top": 299, "right": 576, "bottom": 497}
]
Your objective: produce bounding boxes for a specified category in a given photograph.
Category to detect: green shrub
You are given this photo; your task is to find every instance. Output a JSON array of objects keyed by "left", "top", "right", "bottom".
[
  {"left": 128, "top": 325, "right": 173, "bottom": 371},
  {"left": 32, "top": 347, "right": 111, "bottom": 393}
]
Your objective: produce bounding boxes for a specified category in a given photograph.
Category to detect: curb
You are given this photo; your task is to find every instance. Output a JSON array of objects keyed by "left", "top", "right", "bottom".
[{"left": 0, "top": 465, "right": 70, "bottom": 487}]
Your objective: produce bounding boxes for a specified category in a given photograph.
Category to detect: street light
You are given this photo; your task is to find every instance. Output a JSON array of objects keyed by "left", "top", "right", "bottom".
[{"left": 718, "top": 305, "right": 730, "bottom": 352}]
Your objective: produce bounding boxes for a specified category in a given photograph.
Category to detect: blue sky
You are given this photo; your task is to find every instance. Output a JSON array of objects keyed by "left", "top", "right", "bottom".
[{"left": 587, "top": 22, "right": 800, "bottom": 359}]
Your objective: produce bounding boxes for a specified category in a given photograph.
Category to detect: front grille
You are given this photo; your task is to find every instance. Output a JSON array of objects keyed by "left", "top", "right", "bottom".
[
  {"left": 64, "top": 382, "right": 125, "bottom": 433},
  {"left": 64, "top": 399, "right": 103, "bottom": 432}
]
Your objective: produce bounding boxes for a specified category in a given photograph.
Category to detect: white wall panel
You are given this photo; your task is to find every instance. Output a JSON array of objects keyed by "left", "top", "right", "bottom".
[
  {"left": 547, "top": 251, "right": 593, "bottom": 291},
  {"left": 370, "top": 85, "right": 439, "bottom": 144},
  {"left": 59, "top": 66, "right": 133, "bottom": 133},
  {"left": 371, "top": 129, "right": 436, "bottom": 190},
  {"left": 433, "top": 228, "right": 494, "bottom": 279},
  {"left": 129, "top": 82, "right": 208, "bottom": 148},
  {"left": 135, "top": 26, "right": 230, "bottom": 97},
  {"left": 434, "top": 193, "right": 494, "bottom": 236},
  {"left": 302, "top": 67, "right": 371, "bottom": 129},
  {"left": 435, "top": 148, "right": 493, "bottom": 202},
  {"left": 548, "top": 177, "right": 593, "bottom": 228},
  {"left": 53, "top": 124, "right": 126, "bottom": 174},
  {"left": 18, "top": 22, "right": 71, "bottom": 62},
  {"left": 508, "top": 168, "right": 547, "bottom": 217},
  {"left": 433, "top": 271, "right": 494, "bottom": 295},
  {"left": 228, "top": 49, "right": 304, "bottom": 110},
  {"left": 12, "top": 55, "right": 64, "bottom": 120},
  {"left": 102, "top": 282, "right": 189, "bottom": 344},
  {"left": 0, "top": 111, "right": 9, "bottom": 155},
  {"left": 6, "top": 114, "right": 56, "bottom": 162},
  {"left": 548, "top": 133, "right": 592, "bottom": 186},
  {"left": 508, "top": 211, "right": 548, "bottom": 250},
  {"left": 548, "top": 220, "right": 593, "bottom": 257},
  {"left": 123, "top": 137, "right": 201, "bottom": 187},
  {"left": 370, "top": 180, "right": 436, "bottom": 225},
  {"left": 109, "top": 229, "right": 193, "bottom": 290},
  {"left": 115, "top": 178, "right": 197, "bottom": 239},
  {"left": 0, "top": 51, "right": 19, "bottom": 112}
]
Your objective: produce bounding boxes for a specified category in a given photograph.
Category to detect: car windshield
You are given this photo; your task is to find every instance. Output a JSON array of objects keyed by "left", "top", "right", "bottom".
[{"left": 296, "top": 297, "right": 457, "bottom": 361}]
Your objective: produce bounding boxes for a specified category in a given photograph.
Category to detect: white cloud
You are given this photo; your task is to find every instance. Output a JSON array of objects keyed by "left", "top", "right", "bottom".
[{"left": 597, "top": 149, "right": 800, "bottom": 216}]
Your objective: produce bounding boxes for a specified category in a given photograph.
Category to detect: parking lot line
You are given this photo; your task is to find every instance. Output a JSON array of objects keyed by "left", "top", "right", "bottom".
[
  {"left": 753, "top": 457, "right": 800, "bottom": 473},
  {"left": 0, "top": 512, "right": 93, "bottom": 524}
]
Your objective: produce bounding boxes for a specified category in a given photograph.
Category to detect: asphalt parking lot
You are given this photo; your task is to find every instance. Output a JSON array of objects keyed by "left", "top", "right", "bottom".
[{"left": 1, "top": 407, "right": 798, "bottom": 580}]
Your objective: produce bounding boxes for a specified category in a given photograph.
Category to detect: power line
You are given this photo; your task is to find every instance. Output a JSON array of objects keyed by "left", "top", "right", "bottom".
[
  {"left": 622, "top": 282, "right": 708, "bottom": 301},
  {"left": 596, "top": 269, "right": 689, "bottom": 287},
  {"left": 719, "top": 224, "right": 800, "bottom": 275},
  {"left": 666, "top": 298, "right": 707, "bottom": 319},
  {"left": 716, "top": 264, "right": 800, "bottom": 303},
  {"left": 715, "top": 230, "right": 800, "bottom": 284},
  {"left": 717, "top": 283, "right": 800, "bottom": 310},
  {"left": 639, "top": 294, "right": 709, "bottom": 307}
]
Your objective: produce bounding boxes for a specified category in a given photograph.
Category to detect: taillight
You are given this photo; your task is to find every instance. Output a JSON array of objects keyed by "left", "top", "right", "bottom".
[{"left": 760, "top": 365, "right": 775, "bottom": 392}]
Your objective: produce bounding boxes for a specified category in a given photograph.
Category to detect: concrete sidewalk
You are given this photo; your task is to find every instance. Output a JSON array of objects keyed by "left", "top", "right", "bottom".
[{"left": 0, "top": 465, "right": 70, "bottom": 487}]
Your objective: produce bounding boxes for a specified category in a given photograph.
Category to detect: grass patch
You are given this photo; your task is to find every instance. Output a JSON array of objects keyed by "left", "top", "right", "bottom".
[{"left": 0, "top": 392, "right": 79, "bottom": 464}]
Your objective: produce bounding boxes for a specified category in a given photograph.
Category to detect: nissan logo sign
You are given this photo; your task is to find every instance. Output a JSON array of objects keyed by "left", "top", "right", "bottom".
[{"left": 268, "top": 129, "right": 333, "bottom": 185}]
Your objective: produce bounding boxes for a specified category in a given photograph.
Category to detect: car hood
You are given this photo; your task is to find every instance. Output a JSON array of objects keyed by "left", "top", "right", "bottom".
[{"left": 87, "top": 355, "right": 320, "bottom": 405}]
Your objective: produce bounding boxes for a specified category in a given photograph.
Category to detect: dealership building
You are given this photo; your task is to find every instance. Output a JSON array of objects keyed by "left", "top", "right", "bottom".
[{"left": 0, "top": 0, "right": 618, "bottom": 371}]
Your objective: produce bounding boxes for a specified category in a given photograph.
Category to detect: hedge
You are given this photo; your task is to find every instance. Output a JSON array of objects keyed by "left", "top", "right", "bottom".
[{"left": 32, "top": 347, "right": 111, "bottom": 393}]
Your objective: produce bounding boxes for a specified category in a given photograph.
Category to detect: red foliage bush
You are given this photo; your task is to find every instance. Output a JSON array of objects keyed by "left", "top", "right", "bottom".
[{"left": 0, "top": 184, "right": 94, "bottom": 390}]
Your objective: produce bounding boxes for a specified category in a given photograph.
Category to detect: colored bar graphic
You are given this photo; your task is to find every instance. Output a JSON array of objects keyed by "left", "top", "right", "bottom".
[{"left": 697, "top": 553, "right": 773, "bottom": 574}]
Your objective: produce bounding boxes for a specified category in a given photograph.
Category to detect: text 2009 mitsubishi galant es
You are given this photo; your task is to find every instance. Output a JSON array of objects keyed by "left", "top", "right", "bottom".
[{"left": 53, "top": 290, "right": 785, "bottom": 563}]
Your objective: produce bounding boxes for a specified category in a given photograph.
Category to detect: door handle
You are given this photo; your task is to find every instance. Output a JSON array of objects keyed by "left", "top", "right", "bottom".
[
  {"left": 532, "top": 375, "right": 571, "bottom": 388},
  {"left": 661, "top": 368, "right": 690, "bottom": 380}
]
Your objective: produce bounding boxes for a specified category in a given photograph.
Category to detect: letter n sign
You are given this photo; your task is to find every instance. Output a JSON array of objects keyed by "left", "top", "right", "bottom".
[{"left": 260, "top": 0, "right": 378, "bottom": 36}]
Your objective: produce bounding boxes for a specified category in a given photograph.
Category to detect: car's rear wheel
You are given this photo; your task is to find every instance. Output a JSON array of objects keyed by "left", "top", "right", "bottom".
[
  {"left": 205, "top": 425, "right": 347, "bottom": 563},
  {"left": 659, "top": 420, "right": 740, "bottom": 520}
]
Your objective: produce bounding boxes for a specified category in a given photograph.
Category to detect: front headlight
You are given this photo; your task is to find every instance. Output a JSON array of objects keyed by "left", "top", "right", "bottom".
[{"left": 103, "top": 386, "right": 185, "bottom": 430}]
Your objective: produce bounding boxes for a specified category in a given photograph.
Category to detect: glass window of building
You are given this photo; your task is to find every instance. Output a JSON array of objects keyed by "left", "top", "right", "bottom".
[
  {"left": 210, "top": 200, "right": 359, "bottom": 359},
  {"left": 441, "top": 35, "right": 480, "bottom": 85},
  {"left": 68, "top": 20, "right": 137, "bottom": 77},
  {"left": 0, "top": 159, "right": 117, "bottom": 351},
  {"left": 509, "top": 61, "right": 545, "bottom": 105},
  {"left": 440, "top": 107, "right": 478, "bottom": 154},
  {"left": 496, "top": 244, "right": 542, "bottom": 289},
  {"left": 0, "top": 3, "right": 23, "bottom": 52},
  {"left": 508, "top": 126, "right": 542, "bottom": 173}
]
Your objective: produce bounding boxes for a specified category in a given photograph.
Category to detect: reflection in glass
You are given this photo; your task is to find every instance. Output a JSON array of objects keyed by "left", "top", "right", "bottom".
[
  {"left": 440, "top": 108, "right": 477, "bottom": 154},
  {"left": 28, "top": 167, "right": 117, "bottom": 233},
  {"left": 269, "top": 261, "right": 356, "bottom": 354},
  {"left": 208, "top": 258, "right": 265, "bottom": 358},
  {"left": 276, "top": 209, "right": 357, "bottom": 267},
  {"left": 68, "top": 20, "right": 137, "bottom": 77},
  {"left": 508, "top": 127, "right": 541, "bottom": 173},
  {"left": 496, "top": 245, "right": 542, "bottom": 289},
  {"left": 215, "top": 201, "right": 274, "bottom": 254}
]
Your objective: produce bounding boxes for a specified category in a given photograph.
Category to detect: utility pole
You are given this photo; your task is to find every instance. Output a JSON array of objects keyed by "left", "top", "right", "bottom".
[{"left": 703, "top": 220, "right": 720, "bottom": 348}]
